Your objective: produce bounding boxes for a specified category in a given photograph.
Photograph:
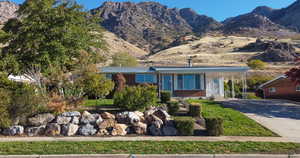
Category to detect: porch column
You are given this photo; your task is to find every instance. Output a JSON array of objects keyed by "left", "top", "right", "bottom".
[
  {"left": 242, "top": 72, "right": 247, "bottom": 99},
  {"left": 158, "top": 73, "right": 161, "bottom": 98},
  {"left": 231, "top": 76, "right": 235, "bottom": 98}
]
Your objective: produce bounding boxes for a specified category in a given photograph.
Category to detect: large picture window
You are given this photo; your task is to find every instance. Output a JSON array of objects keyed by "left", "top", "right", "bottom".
[
  {"left": 176, "top": 74, "right": 204, "bottom": 90},
  {"left": 136, "top": 74, "right": 157, "bottom": 83}
]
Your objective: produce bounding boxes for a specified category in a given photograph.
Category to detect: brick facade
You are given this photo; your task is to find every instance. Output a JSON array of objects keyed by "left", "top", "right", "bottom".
[{"left": 262, "top": 78, "right": 300, "bottom": 101}]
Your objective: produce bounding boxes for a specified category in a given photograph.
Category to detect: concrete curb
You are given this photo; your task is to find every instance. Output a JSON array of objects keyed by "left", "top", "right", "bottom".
[{"left": 0, "top": 155, "right": 299, "bottom": 158}]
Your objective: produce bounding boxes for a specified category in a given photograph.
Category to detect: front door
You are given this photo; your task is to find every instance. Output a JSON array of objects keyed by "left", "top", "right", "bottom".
[{"left": 162, "top": 75, "right": 173, "bottom": 92}]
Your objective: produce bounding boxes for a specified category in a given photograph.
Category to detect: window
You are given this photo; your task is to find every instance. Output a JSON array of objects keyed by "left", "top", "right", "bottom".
[
  {"left": 176, "top": 74, "right": 204, "bottom": 90},
  {"left": 135, "top": 74, "right": 157, "bottom": 83},
  {"left": 296, "top": 85, "right": 300, "bottom": 92},
  {"left": 269, "top": 87, "right": 276, "bottom": 93}
]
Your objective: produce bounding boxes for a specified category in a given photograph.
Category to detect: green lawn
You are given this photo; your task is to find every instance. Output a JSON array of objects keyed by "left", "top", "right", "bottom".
[
  {"left": 188, "top": 100, "right": 278, "bottom": 137},
  {"left": 0, "top": 141, "right": 299, "bottom": 155},
  {"left": 83, "top": 99, "right": 114, "bottom": 107}
]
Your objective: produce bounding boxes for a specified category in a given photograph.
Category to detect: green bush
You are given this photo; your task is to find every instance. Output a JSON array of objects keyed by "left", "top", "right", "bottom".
[
  {"left": 247, "top": 75, "right": 273, "bottom": 91},
  {"left": 205, "top": 117, "right": 224, "bottom": 136},
  {"left": 247, "top": 60, "right": 267, "bottom": 70},
  {"left": 160, "top": 91, "right": 171, "bottom": 103},
  {"left": 175, "top": 117, "right": 194, "bottom": 136},
  {"left": 114, "top": 85, "right": 157, "bottom": 111},
  {"left": 0, "top": 88, "right": 12, "bottom": 128},
  {"left": 167, "top": 101, "right": 179, "bottom": 115},
  {"left": 189, "top": 103, "right": 201, "bottom": 117},
  {"left": 9, "top": 84, "right": 47, "bottom": 119},
  {"left": 246, "top": 93, "right": 261, "bottom": 99}
]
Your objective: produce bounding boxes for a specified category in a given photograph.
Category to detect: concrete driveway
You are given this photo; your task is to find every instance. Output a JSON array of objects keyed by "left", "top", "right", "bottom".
[{"left": 221, "top": 99, "right": 300, "bottom": 141}]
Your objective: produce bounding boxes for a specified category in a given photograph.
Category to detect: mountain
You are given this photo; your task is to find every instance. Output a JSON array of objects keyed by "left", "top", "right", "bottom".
[
  {"left": 0, "top": 1, "right": 18, "bottom": 24},
  {"left": 269, "top": 0, "right": 300, "bottom": 32},
  {"left": 222, "top": 6, "right": 297, "bottom": 38},
  {"left": 91, "top": 1, "right": 221, "bottom": 53}
]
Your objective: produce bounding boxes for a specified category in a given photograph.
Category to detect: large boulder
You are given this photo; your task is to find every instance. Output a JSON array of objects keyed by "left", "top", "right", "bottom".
[
  {"left": 98, "top": 119, "right": 116, "bottom": 129},
  {"left": 148, "top": 124, "right": 162, "bottom": 136},
  {"left": 3, "top": 126, "right": 24, "bottom": 136},
  {"left": 101, "top": 112, "right": 115, "bottom": 120},
  {"left": 25, "top": 126, "right": 46, "bottom": 136},
  {"left": 61, "top": 111, "right": 81, "bottom": 117},
  {"left": 133, "top": 122, "right": 147, "bottom": 135},
  {"left": 28, "top": 113, "right": 55, "bottom": 126},
  {"left": 153, "top": 109, "right": 171, "bottom": 123},
  {"left": 145, "top": 114, "right": 164, "bottom": 128},
  {"left": 162, "top": 126, "right": 177, "bottom": 136},
  {"left": 45, "top": 123, "right": 61, "bottom": 136},
  {"left": 55, "top": 116, "right": 72, "bottom": 125},
  {"left": 78, "top": 124, "right": 97, "bottom": 136},
  {"left": 80, "top": 111, "right": 97, "bottom": 125},
  {"left": 111, "top": 124, "right": 128, "bottom": 136},
  {"left": 97, "top": 129, "right": 110, "bottom": 136},
  {"left": 61, "top": 123, "right": 79, "bottom": 136},
  {"left": 116, "top": 112, "right": 140, "bottom": 125},
  {"left": 71, "top": 117, "right": 80, "bottom": 125}
]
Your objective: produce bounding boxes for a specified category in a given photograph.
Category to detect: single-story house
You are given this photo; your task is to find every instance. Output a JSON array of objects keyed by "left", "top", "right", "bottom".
[
  {"left": 100, "top": 66, "right": 249, "bottom": 98},
  {"left": 259, "top": 75, "right": 300, "bottom": 101}
]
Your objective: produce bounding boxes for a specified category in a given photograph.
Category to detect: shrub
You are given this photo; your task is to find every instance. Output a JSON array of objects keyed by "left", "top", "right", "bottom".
[
  {"left": 167, "top": 101, "right": 180, "bottom": 115},
  {"left": 160, "top": 91, "right": 171, "bottom": 103},
  {"left": 110, "top": 52, "right": 139, "bottom": 67},
  {"left": 0, "top": 88, "right": 12, "bottom": 128},
  {"left": 247, "top": 60, "right": 267, "bottom": 70},
  {"left": 9, "top": 84, "right": 47, "bottom": 119},
  {"left": 189, "top": 103, "right": 201, "bottom": 117},
  {"left": 247, "top": 75, "right": 272, "bottom": 91},
  {"left": 246, "top": 93, "right": 262, "bottom": 99},
  {"left": 47, "top": 93, "right": 67, "bottom": 114},
  {"left": 114, "top": 85, "right": 157, "bottom": 111},
  {"left": 175, "top": 117, "right": 194, "bottom": 136},
  {"left": 205, "top": 117, "right": 224, "bottom": 136}
]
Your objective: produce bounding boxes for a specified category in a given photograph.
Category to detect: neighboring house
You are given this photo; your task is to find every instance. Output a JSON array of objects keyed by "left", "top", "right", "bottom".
[
  {"left": 259, "top": 75, "right": 300, "bottom": 101},
  {"left": 101, "top": 66, "right": 249, "bottom": 98}
]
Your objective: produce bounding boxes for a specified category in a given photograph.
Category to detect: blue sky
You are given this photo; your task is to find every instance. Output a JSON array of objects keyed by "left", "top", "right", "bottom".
[{"left": 11, "top": 0, "right": 297, "bottom": 21}]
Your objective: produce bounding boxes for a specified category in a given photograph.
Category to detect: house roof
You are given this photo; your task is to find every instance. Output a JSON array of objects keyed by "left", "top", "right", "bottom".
[
  {"left": 259, "top": 75, "right": 287, "bottom": 89},
  {"left": 100, "top": 66, "right": 249, "bottom": 74},
  {"left": 100, "top": 67, "right": 155, "bottom": 73},
  {"left": 152, "top": 66, "right": 250, "bottom": 73}
]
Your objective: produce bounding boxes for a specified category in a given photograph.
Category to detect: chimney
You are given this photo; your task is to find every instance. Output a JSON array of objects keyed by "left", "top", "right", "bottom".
[{"left": 187, "top": 57, "right": 193, "bottom": 67}]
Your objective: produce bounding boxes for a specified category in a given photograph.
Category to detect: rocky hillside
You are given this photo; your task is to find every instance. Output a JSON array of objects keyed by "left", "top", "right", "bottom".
[
  {"left": 0, "top": 1, "right": 18, "bottom": 24},
  {"left": 91, "top": 1, "right": 221, "bottom": 53}
]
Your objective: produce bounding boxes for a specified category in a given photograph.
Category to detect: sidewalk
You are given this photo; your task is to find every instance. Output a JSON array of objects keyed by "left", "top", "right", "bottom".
[
  {"left": 0, "top": 154, "right": 300, "bottom": 158},
  {"left": 0, "top": 136, "right": 298, "bottom": 143}
]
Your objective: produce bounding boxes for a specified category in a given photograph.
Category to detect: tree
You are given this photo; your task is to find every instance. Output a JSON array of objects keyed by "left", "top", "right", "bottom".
[
  {"left": 79, "top": 72, "right": 114, "bottom": 99},
  {"left": 110, "top": 52, "right": 139, "bottom": 67},
  {"left": 286, "top": 59, "right": 300, "bottom": 84},
  {"left": 0, "top": 0, "right": 106, "bottom": 78},
  {"left": 247, "top": 60, "right": 267, "bottom": 70}
]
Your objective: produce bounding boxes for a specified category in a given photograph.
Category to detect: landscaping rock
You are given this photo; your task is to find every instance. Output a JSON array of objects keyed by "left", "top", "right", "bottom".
[
  {"left": 101, "top": 112, "right": 115, "bottom": 119},
  {"left": 78, "top": 124, "right": 97, "bottom": 136},
  {"left": 148, "top": 124, "right": 162, "bottom": 136},
  {"left": 116, "top": 111, "right": 140, "bottom": 125},
  {"left": 71, "top": 117, "right": 80, "bottom": 124},
  {"left": 25, "top": 126, "right": 46, "bottom": 136},
  {"left": 146, "top": 114, "right": 164, "bottom": 128},
  {"left": 133, "top": 122, "right": 147, "bottom": 135},
  {"left": 61, "top": 111, "right": 81, "bottom": 117},
  {"left": 97, "top": 129, "right": 110, "bottom": 136},
  {"left": 55, "top": 116, "right": 72, "bottom": 125},
  {"left": 98, "top": 119, "right": 116, "bottom": 129},
  {"left": 61, "top": 123, "right": 79, "bottom": 136},
  {"left": 162, "top": 126, "right": 177, "bottom": 136},
  {"left": 134, "top": 111, "right": 145, "bottom": 121},
  {"left": 45, "top": 123, "right": 61, "bottom": 136},
  {"left": 28, "top": 113, "right": 55, "bottom": 126},
  {"left": 80, "top": 111, "right": 96, "bottom": 124},
  {"left": 111, "top": 124, "right": 128, "bottom": 136},
  {"left": 153, "top": 109, "right": 171, "bottom": 123},
  {"left": 3, "top": 126, "right": 24, "bottom": 136}
]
